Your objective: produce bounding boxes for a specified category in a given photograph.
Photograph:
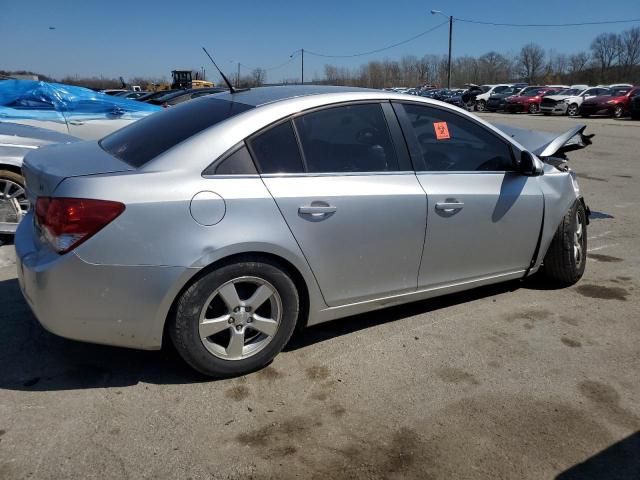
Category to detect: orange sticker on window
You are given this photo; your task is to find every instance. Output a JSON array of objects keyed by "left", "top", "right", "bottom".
[{"left": 433, "top": 121, "right": 450, "bottom": 140}]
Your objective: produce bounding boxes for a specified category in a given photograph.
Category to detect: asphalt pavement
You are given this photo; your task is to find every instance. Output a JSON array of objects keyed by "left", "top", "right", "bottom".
[{"left": 1, "top": 113, "right": 639, "bottom": 479}]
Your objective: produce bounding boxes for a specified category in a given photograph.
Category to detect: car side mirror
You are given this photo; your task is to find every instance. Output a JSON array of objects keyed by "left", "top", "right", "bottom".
[{"left": 518, "top": 151, "right": 542, "bottom": 176}]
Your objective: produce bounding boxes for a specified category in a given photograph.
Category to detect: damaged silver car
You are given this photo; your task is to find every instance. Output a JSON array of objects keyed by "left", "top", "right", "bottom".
[{"left": 16, "top": 86, "right": 590, "bottom": 377}]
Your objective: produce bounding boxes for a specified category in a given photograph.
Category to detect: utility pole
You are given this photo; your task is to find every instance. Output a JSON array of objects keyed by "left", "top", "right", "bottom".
[
  {"left": 431, "top": 10, "right": 453, "bottom": 89},
  {"left": 291, "top": 49, "right": 304, "bottom": 85},
  {"left": 237, "top": 62, "right": 241, "bottom": 88},
  {"left": 447, "top": 15, "right": 452, "bottom": 89}
]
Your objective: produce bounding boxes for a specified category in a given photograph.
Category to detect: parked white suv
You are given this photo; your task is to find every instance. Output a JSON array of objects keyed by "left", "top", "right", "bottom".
[
  {"left": 475, "top": 84, "right": 514, "bottom": 111},
  {"left": 540, "top": 86, "right": 609, "bottom": 116}
]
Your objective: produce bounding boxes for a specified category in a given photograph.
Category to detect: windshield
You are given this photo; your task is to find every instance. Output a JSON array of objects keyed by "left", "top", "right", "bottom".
[
  {"left": 522, "top": 88, "right": 546, "bottom": 97},
  {"left": 100, "top": 97, "right": 254, "bottom": 168}
]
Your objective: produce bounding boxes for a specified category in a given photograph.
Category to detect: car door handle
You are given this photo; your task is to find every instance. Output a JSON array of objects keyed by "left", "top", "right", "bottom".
[
  {"left": 435, "top": 201, "right": 464, "bottom": 211},
  {"left": 298, "top": 205, "right": 337, "bottom": 215},
  {"left": 68, "top": 120, "right": 84, "bottom": 125}
]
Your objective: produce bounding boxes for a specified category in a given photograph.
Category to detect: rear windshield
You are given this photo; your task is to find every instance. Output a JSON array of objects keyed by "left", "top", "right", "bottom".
[{"left": 100, "top": 97, "right": 254, "bottom": 167}]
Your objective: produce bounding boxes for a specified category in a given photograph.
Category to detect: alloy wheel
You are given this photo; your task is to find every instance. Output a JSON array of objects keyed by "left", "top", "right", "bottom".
[
  {"left": 573, "top": 211, "right": 585, "bottom": 268},
  {"left": 0, "top": 178, "right": 29, "bottom": 225},
  {"left": 567, "top": 104, "right": 578, "bottom": 116},
  {"left": 198, "top": 276, "right": 282, "bottom": 360},
  {"left": 614, "top": 105, "right": 623, "bottom": 118}
]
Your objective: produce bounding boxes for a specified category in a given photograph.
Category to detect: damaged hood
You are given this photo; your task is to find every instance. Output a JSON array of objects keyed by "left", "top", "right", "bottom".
[{"left": 492, "top": 123, "right": 593, "bottom": 158}]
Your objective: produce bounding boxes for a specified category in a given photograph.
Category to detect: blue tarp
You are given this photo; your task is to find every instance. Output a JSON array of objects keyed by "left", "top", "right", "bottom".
[{"left": 0, "top": 80, "right": 161, "bottom": 122}]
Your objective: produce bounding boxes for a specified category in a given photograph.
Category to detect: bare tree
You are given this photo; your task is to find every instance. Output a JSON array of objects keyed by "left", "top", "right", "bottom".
[
  {"left": 251, "top": 68, "right": 266, "bottom": 87},
  {"left": 478, "top": 51, "right": 511, "bottom": 83},
  {"left": 518, "top": 43, "right": 545, "bottom": 83},
  {"left": 591, "top": 33, "right": 622, "bottom": 82},
  {"left": 619, "top": 27, "right": 640, "bottom": 77}
]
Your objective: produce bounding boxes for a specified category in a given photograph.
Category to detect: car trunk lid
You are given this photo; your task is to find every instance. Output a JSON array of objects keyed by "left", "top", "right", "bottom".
[{"left": 22, "top": 140, "right": 134, "bottom": 199}]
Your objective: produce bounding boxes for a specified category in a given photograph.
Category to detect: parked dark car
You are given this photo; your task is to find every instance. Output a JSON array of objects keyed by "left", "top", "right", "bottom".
[
  {"left": 504, "top": 87, "right": 558, "bottom": 114},
  {"left": 485, "top": 86, "right": 522, "bottom": 112},
  {"left": 579, "top": 87, "right": 640, "bottom": 118},
  {"left": 631, "top": 93, "right": 640, "bottom": 120},
  {"left": 147, "top": 88, "right": 228, "bottom": 107}
]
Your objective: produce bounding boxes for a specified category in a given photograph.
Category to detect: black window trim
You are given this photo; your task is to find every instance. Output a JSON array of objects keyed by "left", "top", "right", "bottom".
[
  {"left": 391, "top": 100, "right": 518, "bottom": 173},
  {"left": 247, "top": 100, "right": 415, "bottom": 177}
]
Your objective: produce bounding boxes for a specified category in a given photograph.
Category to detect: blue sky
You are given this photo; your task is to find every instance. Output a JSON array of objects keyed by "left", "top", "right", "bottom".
[{"left": 2, "top": 0, "right": 638, "bottom": 83}]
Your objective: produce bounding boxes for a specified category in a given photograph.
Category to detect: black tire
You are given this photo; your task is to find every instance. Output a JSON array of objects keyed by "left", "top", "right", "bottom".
[
  {"left": 170, "top": 260, "right": 300, "bottom": 377},
  {"left": 476, "top": 100, "right": 486, "bottom": 112},
  {"left": 567, "top": 104, "right": 579, "bottom": 116},
  {"left": 528, "top": 103, "right": 539, "bottom": 114},
  {"left": 542, "top": 201, "right": 587, "bottom": 286}
]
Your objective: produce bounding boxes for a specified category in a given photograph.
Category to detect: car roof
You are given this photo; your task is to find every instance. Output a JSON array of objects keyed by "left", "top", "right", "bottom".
[{"left": 213, "top": 85, "right": 378, "bottom": 107}]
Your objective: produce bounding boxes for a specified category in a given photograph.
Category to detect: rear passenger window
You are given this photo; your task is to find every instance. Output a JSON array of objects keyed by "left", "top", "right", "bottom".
[
  {"left": 399, "top": 103, "right": 514, "bottom": 172},
  {"left": 204, "top": 144, "right": 257, "bottom": 176},
  {"left": 294, "top": 103, "right": 399, "bottom": 173},
  {"left": 249, "top": 121, "right": 304, "bottom": 174}
]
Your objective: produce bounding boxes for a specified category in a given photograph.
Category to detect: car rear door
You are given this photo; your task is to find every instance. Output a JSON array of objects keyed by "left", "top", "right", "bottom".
[
  {"left": 393, "top": 102, "right": 544, "bottom": 288},
  {"left": 250, "top": 102, "right": 427, "bottom": 307}
]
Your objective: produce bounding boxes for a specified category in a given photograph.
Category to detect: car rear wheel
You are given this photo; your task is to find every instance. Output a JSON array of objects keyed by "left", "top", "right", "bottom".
[
  {"left": 567, "top": 104, "right": 579, "bottom": 116},
  {"left": 0, "top": 170, "right": 29, "bottom": 235},
  {"left": 528, "top": 103, "right": 539, "bottom": 114},
  {"left": 542, "top": 201, "right": 587, "bottom": 286},
  {"left": 613, "top": 105, "right": 624, "bottom": 118},
  {"left": 170, "top": 260, "right": 300, "bottom": 377}
]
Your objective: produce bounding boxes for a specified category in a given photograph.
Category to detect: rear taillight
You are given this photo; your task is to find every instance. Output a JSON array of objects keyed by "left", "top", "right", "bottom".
[{"left": 35, "top": 197, "right": 125, "bottom": 254}]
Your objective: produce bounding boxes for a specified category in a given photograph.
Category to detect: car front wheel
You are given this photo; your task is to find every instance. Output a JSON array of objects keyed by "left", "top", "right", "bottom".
[
  {"left": 542, "top": 201, "right": 587, "bottom": 286},
  {"left": 476, "top": 100, "right": 486, "bottom": 112},
  {"left": 170, "top": 259, "right": 300, "bottom": 377},
  {"left": 567, "top": 104, "right": 579, "bottom": 116}
]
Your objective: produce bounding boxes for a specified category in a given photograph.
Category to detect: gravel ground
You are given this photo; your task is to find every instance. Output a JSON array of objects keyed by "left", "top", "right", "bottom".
[{"left": 0, "top": 113, "right": 639, "bottom": 479}]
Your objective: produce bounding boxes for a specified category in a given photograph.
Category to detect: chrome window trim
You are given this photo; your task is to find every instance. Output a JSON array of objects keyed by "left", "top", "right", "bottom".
[{"left": 260, "top": 170, "right": 416, "bottom": 179}]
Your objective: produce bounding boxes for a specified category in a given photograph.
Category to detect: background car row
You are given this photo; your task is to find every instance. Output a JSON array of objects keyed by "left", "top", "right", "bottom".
[{"left": 392, "top": 83, "right": 640, "bottom": 119}]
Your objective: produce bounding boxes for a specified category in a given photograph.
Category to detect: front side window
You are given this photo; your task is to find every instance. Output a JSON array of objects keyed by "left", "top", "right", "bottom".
[
  {"left": 294, "top": 103, "right": 399, "bottom": 173},
  {"left": 399, "top": 103, "right": 514, "bottom": 172}
]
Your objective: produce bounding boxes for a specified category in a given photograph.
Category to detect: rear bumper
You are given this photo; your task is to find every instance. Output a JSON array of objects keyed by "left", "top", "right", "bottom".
[{"left": 15, "top": 213, "right": 189, "bottom": 350}]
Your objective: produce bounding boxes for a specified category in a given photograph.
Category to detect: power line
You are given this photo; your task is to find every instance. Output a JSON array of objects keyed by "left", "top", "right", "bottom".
[
  {"left": 305, "top": 20, "right": 448, "bottom": 58},
  {"left": 238, "top": 56, "right": 296, "bottom": 72},
  {"left": 455, "top": 17, "right": 640, "bottom": 27}
]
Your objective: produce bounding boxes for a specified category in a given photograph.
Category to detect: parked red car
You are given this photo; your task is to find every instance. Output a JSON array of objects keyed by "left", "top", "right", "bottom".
[
  {"left": 579, "top": 86, "right": 640, "bottom": 118},
  {"left": 504, "top": 87, "right": 559, "bottom": 114}
]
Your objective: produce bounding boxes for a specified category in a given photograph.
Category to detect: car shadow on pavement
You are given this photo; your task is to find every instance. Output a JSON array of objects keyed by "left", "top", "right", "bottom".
[
  {"left": 285, "top": 280, "right": 521, "bottom": 351},
  {"left": 0, "top": 272, "right": 553, "bottom": 391},
  {"left": 556, "top": 431, "right": 640, "bottom": 480}
]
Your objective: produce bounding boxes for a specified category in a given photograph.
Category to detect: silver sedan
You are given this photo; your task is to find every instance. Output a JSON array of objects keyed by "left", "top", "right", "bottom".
[{"left": 15, "top": 86, "right": 589, "bottom": 377}]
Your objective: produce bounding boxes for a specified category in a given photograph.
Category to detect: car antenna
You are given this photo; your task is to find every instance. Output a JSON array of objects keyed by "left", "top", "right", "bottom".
[{"left": 202, "top": 47, "right": 239, "bottom": 94}]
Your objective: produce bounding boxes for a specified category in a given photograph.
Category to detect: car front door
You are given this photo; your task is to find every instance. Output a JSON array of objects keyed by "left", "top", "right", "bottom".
[
  {"left": 250, "top": 103, "right": 427, "bottom": 307},
  {"left": 393, "top": 102, "right": 544, "bottom": 288}
]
